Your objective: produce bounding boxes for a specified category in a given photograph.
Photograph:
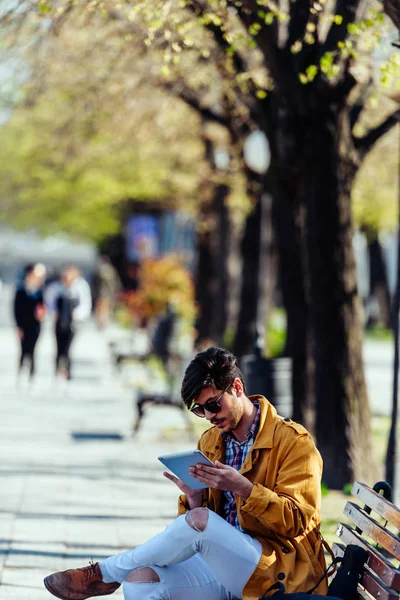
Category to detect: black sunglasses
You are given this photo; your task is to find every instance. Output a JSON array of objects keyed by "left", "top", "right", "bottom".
[{"left": 189, "top": 382, "right": 232, "bottom": 418}]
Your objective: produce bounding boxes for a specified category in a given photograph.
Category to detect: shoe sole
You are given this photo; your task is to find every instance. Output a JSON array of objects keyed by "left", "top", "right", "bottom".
[
  {"left": 43, "top": 577, "right": 90, "bottom": 600},
  {"left": 43, "top": 577, "right": 118, "bottom": 600}
]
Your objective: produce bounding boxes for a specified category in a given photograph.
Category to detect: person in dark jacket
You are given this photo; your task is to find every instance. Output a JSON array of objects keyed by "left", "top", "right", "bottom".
[
  {"left": 55, "top": 265, "right": 92, "bottom": 380},
  {"left": 14, "top": 263, "right": 46, "bottom": 381}
]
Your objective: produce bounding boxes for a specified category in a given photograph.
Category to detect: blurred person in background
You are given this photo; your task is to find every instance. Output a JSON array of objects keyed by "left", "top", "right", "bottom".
[
  {"left": 43, "top": 268, "right": 62, "bottom": 313},
  {"left": 55, "top": 265, "right": 92, "bottom": 381},
  {"left": 13, "top": 263, "right": 47, "bottom": 385},
  {"left": 91, "top": 255, "right": 121, "bottom": 329}
]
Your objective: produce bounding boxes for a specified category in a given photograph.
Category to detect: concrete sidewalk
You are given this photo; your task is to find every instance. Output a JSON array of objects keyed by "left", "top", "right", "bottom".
[{"left": 0, "top": 319, "right": 196, "bottom": 600}]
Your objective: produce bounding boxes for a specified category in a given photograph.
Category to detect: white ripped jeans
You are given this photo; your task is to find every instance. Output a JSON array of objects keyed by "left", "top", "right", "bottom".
[{"left": 100, "top": 509, "right": 262, "bottom": 600}]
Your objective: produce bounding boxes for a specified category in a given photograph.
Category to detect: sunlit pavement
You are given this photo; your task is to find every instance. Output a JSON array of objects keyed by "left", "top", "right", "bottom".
[{"left": 0, "top": 286, "right": 196, "bottom": 600}]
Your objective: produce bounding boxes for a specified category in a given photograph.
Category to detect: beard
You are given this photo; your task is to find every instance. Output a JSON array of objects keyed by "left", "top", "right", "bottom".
[{"left": 225, "top": 397, "right": 243, "bottom": 431}]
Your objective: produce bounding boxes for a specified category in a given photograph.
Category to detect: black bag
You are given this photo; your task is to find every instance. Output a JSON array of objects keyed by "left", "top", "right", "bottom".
[
  {"left": 327, "top": 544, "right": 368, "bottom": 600},
  {"left": 259, "top": 544, "right": 368, "bottom": 600},
  {"left": 259, "top": 582, "right": 343, "bottom": 600}
]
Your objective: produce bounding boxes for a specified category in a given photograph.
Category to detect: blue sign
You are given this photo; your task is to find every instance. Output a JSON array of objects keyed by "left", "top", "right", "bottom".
[{"left": 125, "top": 215, "right": 159, "bottom": 262}]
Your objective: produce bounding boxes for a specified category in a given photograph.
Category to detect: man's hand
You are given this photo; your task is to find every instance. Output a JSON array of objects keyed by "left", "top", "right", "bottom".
[
  {"left": 17, "top": 328, "right": 24, "bottom": 340},
  {"left": 163, "top": 472, "right": 204, "bottom": 509},
  {"left": 190, "top": 461, "right": 253, "bottom": 500}
]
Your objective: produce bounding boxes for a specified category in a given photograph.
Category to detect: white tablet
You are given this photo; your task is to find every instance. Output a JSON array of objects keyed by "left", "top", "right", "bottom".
[{"left": 158, "top": 449, "right": 215, "bottom": 490}]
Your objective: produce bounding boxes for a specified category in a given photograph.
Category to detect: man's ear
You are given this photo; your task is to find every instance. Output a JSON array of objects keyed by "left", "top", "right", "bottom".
[{"left": 233, "top": 377, "right": 244, "bottom": 397}]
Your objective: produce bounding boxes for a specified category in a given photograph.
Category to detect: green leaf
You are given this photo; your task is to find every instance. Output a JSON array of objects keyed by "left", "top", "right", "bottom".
[
  {"left": 37, "top": 2, "right": 51, "bottom": 14},
  {"left": 160, "top": 64, "right": 170, "bottom": 76},
  {"left": 305, "top": 64, "right": 318, "bottom": 81},
  {"left": 265, "top": 12, "right": 274, "bottom": 25}
]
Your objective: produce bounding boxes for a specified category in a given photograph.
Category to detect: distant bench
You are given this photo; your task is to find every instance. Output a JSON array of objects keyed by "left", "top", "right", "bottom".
[
  {"left": 110, "top": 309, "right": 178, "bottom": 370},
  {"left": 332, "top": 481, "right": 400, "bottom": 600},
  {"left": 109, "top": 321, "right": 196, "bottom": 437}
]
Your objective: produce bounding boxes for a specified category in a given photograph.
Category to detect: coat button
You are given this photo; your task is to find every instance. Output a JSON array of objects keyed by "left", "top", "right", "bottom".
[
  {"left": 215, "top": 445, "right": 219, "bottom": 449},
  {"left": 282, "top": 546, "right": 290, "bottom": 554},
  {"left": 284, "top": 418, "right": 291, "bottom": 422},
  {"left": 278, "top": 573, "right": 285, "bottom": 580}
]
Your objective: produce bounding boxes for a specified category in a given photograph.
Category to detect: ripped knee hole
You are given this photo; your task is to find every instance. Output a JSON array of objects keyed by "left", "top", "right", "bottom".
[
  {"left": 185, "top": 507, "right": 209, "bottom": 532},
  {"left": 125, "top": 567, "right": 160, "bottom": 583}
]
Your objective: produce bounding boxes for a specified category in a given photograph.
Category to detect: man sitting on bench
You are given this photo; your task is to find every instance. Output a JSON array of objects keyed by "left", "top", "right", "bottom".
[{"left": 44, "top": 347, "right": 327, "bottom": 600}]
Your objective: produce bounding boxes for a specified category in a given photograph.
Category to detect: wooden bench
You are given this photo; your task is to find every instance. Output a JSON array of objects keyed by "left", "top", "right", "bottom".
[
  {"left": 332, "top": 481, "right": 400, "bottom": 600},
  {"left": 111, "top": 309, "right": 178, "bottom": 370},
  {"left": 132, "top": 354, "right": 197, "bottom": 440}
]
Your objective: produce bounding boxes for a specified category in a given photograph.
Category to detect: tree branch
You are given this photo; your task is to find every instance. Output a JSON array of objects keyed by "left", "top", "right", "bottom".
[
  {"left": 162, "top": 80, "right": 229, "bottom": 127},
  {"left": 383, "top": 0, "right": 400, "bottom": 30},
  {"left": 320, "top": 0, "right": 369, "bottom": 55},
  {"left": 354, "top": 110, "right": 400, "bottom": 157},
  {"left": 287, "top": 0, "right": 312, "bottom": 49},
  {"left": 348, "top": 80, "right": 373, "bottom": 128},
  {"left": 230, "top": 0, "right": 300, "bottom": 108},
  {"left": 186, "top": 0, "right": 250, "bottom": 76}
]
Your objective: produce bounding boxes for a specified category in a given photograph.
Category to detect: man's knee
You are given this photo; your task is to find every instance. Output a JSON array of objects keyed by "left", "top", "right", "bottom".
[
  {"left": 125, "top": 567, "right": 160, "bottom": 583},
  {"left": 185, "top": 507, "right": 209, "bottom": 532}
]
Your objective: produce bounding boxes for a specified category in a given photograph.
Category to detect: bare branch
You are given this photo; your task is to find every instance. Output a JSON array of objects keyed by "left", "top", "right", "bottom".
[
  {"left": 230, "top": 0, "right": 299, "bottom": 106},
  {"left": 354, "top": 110, "right": 400, "bottom": 157},
  {"left": 287, "top": 0, "right": 312, "bottom": 49},
  {"left": 162, "top": 80, "right": 229, "bottom": 127},
  {"left": 320, "top": 0, "right": 370, "bottom": 55},
  {"left": 383, "top": 0, "right": 400, "bottom": 30},
  {"left": 186, "top": 0, "right": 250, "bottom": 76},
  {"left": 49, "top": 1, "right": 76, "bottom": 36},
  {"left": 348, "top": 80, "right": 373, "bottom": 128}
]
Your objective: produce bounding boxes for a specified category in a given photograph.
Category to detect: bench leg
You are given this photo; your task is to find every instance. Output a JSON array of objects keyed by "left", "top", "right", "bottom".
[{"left": 133, "top": 399, "right": 145, "bottom": 434}]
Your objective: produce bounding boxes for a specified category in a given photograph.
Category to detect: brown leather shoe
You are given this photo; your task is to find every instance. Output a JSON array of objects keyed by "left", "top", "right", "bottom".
[{"left": 43, "top": 562, "right": 120, "bottom": 600}]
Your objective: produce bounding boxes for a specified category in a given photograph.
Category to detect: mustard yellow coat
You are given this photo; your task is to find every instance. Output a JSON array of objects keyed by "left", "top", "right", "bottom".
[{"left": 178, "top": 396, "right": 327, "bottom": 599}]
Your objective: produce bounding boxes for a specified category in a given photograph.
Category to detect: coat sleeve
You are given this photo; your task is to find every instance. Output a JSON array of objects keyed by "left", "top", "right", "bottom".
[
  {"left": 239, "top": 432, "right": 322, "bottom": 538},
  {"left": 14, "top": 289, "right": 24, "bottom": 328},
  {"left": 177, "top": 490, "right": 210, "bottom": 515}
]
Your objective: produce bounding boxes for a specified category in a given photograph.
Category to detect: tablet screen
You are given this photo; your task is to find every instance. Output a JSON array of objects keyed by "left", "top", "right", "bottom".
[{"left": 158, "top": 450, "right": 214, "bottom": 490}]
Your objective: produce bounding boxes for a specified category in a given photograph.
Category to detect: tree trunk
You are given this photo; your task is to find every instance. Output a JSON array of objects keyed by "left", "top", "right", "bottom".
[
  {"left": 195, "top": 225, "right": 216, "bottom": 343},
  {"left": 195, "top": 135, "right": 231, "bottom": 346},
  {"left": 367, "top": 236, "right": 392, "bottom": 329},
  {"left": 269, "top": 103, "right": 312, "bottom": 431},
  {"left": 272, "top": 175, "right": 311, "bottom": 429},
  {"left": 232, "top": 169, "right": 265, "bottom": 358},
  {"left": 195, "top": 184, "right": 231, "bottom": 346},
  {"left": 304, "top": 107, "right": 375, "bottom": 489},
  {"left": 210, "top": 183, "right": 231, "bottom": 344}
]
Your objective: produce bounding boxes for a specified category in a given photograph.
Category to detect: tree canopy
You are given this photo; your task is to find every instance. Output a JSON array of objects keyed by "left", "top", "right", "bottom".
[{"left": 0, "top": 14, "right": 204, "bottom": 240}]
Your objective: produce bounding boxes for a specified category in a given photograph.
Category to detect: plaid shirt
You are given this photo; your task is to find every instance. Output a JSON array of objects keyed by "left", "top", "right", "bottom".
[{"left": 221, "top": 402, "right": 260, "bottom": 531}]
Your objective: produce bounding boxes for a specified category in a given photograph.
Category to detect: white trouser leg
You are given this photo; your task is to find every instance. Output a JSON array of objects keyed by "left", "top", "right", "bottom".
[
  {"left": 123, "top": 555, "right": 232, "bottom": 600},
  {"left": 100, "top": 510, "right": 261, "bottom": 599}
]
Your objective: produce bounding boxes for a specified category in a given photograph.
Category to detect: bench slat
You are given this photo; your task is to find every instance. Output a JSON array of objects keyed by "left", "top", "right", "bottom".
[
  {"left": 334, "top": 524, "right": 400, "bottom": 588},
  {"left": 332, "top": 544, "right": 399, "bottom": 600},
  {"left": 361, "top": 569, "right": 400, "bottom": 600},
  {"left": 357, "top": 586, "right": 373, "bottom": 600},
  {"left": 353, "top": 482, "right": 400, "bottom": 529},
  {"left": 343, "top": 502, "right": 400, "bottom": 561}
]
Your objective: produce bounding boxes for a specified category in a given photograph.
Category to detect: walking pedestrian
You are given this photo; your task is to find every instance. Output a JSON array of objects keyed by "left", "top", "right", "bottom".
[
  {"left": 91, "top": 255, "right": 121, "bottom": 329},
  {"left": 55, "top": 265, "right": 92, "bottom": 380},
  {"left": 13, "top": 263, "right": 46, "bottom": 384}
]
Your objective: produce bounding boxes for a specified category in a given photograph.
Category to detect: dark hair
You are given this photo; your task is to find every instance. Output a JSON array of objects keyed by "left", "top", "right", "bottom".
[
  {"left": 181, "top": 347, "right": 246, "bottom": 409},
  {"left": 23, "top": 263, "right": 35, "bottom": 277}
]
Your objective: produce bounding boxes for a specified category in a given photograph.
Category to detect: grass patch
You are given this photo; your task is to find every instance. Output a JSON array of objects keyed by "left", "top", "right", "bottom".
[{"left": 365, "top": 327, "right": 393, "bottom": 342}]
